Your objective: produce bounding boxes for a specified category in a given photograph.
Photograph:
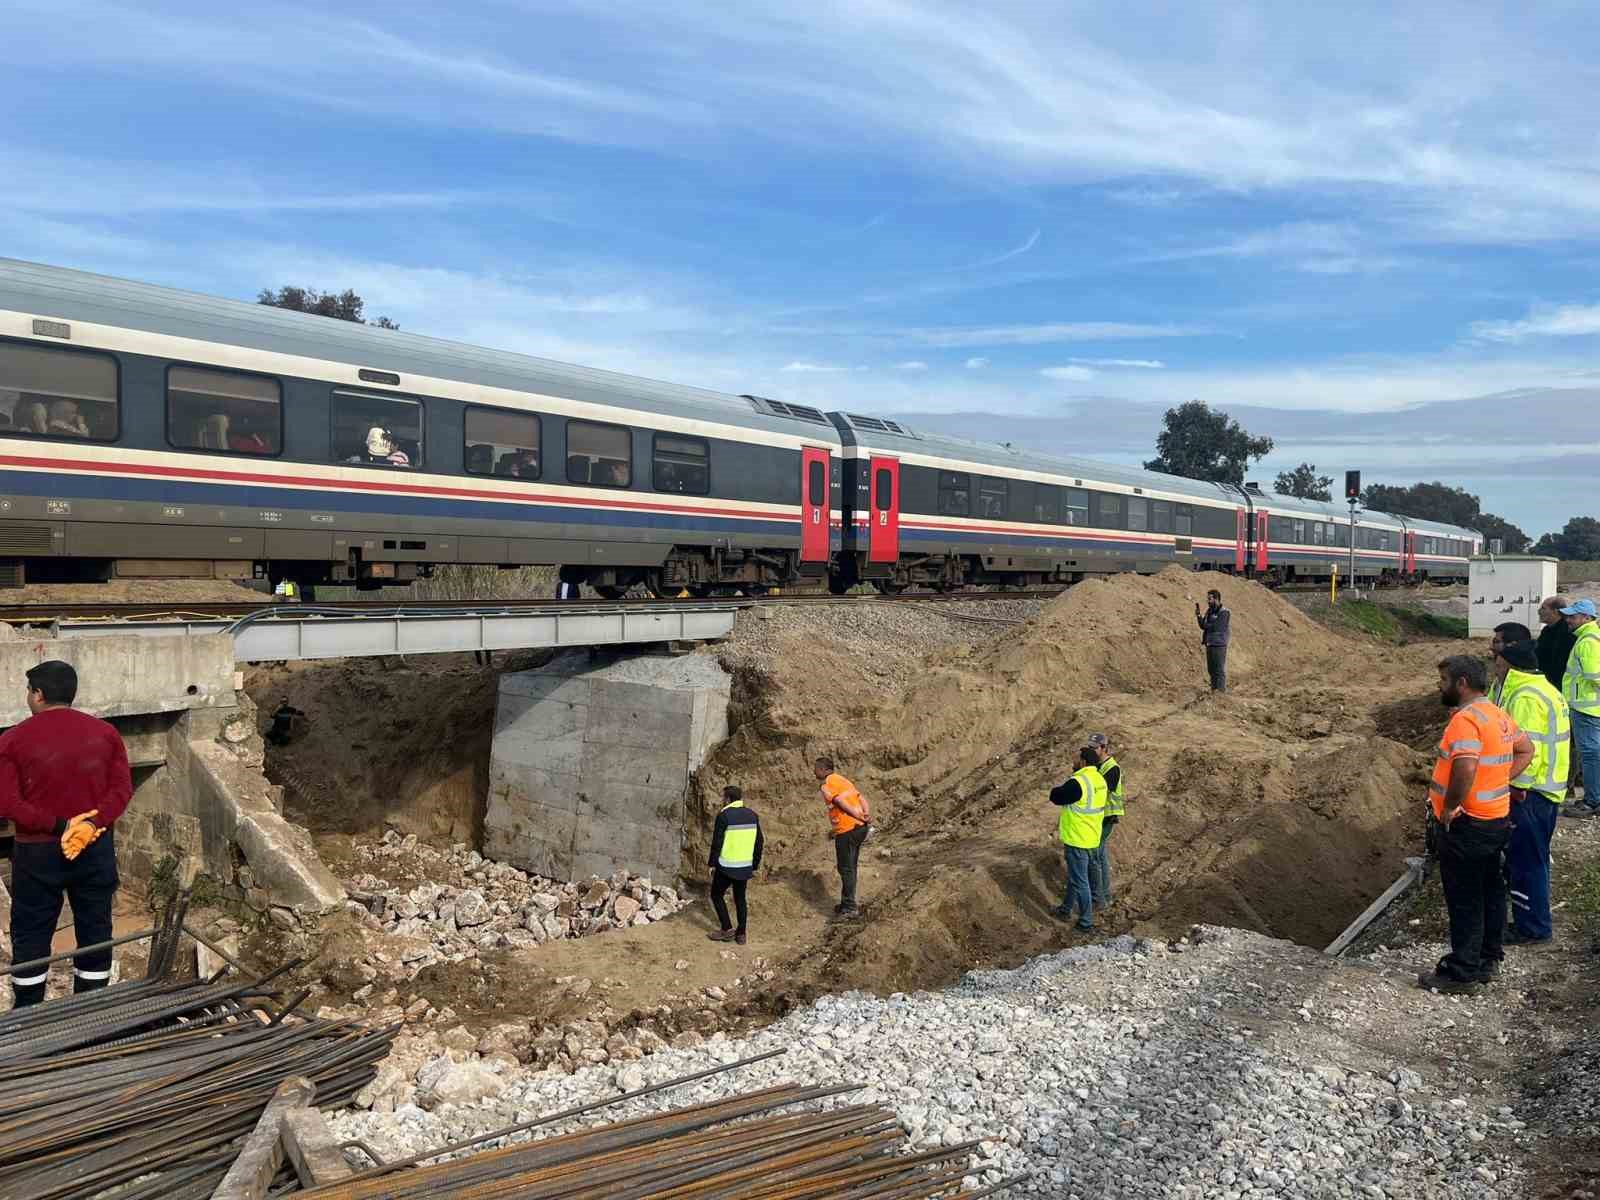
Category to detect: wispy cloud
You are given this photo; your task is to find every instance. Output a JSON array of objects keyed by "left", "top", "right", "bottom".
[
  {"left": 895, "top": 360, "right": 929, "bottom": 371},
  {"left": 904, "top": 321, "right": 1209, "bottom": 348},
  {"left": 965, "top": 357, "right": 990, "bottom": 369},
  {"left": 1066, "top": 357, "right": 1165, "bottom": 369},
  {"left": 1040, "top": 365, "right": 1096, "bottom": 381},
  {"left": 950, "top": 228, "right": 1041, "bottom": 271},
  {"left": 1471, "top": 303, "right": 1600, "bottom": 342},
  {"left": 781, "top": 361, "right": 856, "bottom": 373}
]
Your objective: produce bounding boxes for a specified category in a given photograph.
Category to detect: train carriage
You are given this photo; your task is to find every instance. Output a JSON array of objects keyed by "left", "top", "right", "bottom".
[{"left": 0, "top": 258, "right": 1478, "bottom": 595}]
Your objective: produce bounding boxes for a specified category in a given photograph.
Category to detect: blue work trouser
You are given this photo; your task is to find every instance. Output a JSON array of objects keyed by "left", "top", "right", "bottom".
[
  {"left": 1061, "top": 845, "right": 1094, "bottom": 930},
  {"left": 1508, "top": 791, "right": 1560, "bottom": 939},
  {"left": 1575, "top": 712, "right": 1600, "bottom": 811},
  {"left": 1089, "top": 820, "right": 1116, "bottom": 907}
]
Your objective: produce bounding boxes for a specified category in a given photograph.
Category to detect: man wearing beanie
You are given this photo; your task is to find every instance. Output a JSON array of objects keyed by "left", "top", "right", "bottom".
[{"left": 1491, "top": 639, "right": 1571, "bottom": 943}]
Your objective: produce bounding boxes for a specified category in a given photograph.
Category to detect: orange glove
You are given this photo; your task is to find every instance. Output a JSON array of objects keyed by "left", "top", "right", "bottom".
[{"left": 61, "top": 810, "right": 102, "bottom": 861}]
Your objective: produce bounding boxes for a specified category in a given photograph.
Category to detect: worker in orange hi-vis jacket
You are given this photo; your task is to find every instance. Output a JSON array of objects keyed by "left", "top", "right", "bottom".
[{"left": 813, "top": 756, "right": 870, "bottom": 919}]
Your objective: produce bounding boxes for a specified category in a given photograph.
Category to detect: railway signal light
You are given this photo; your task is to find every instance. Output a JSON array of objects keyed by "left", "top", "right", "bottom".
[{"left": 1344, "top": 470, "right": 1361, "bottom": 500}]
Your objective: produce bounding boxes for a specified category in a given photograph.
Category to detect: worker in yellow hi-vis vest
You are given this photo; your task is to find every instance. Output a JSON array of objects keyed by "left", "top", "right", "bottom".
[{"left": 707, "top": 785, "right": 764, "bottom": 946}]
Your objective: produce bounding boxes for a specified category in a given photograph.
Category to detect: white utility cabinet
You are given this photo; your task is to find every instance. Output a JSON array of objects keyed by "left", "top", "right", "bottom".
[{"left": 1468, "top": 555, "right": 1558, "bottom": 639}]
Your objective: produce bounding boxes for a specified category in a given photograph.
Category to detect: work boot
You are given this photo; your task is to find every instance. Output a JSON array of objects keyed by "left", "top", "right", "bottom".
[
  {"left": 735, "top": 931, "right": 747, "bottom": 946},
  {"left": 829, "top": 905, "right": 861, "bottom": 923},
  {"left": 1503, "top": 927, "right": 1551, "bottom": 946},
  {"left": 1416, "top": 971, "right": 1478, "bottom": 994},
  {"left": 707, "top": 929, "right": 737, "bottom": 942}
]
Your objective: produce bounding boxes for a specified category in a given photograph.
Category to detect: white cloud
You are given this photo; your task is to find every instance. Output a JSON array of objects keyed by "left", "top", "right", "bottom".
[
  {"left": 1470, "top": 304, "right": 1600, "bottom": 342},
  {"left": 781, "top": 361, "right": 853, "bottom": 372},
  {"left": 895, "top": 360, "right": 929, "bottom": 371},
  {"left": 1040, "top": 365, "right": 1096, "bottom": 381},
  {"left": 1067, "top": 357, "right": 1165, "bottom": 369},
  {"left": 965, "top": 357, "right": 990, "bottom": 369},
  {"left": 907, "top": 322, "right": 1208, "bottom": 348}
]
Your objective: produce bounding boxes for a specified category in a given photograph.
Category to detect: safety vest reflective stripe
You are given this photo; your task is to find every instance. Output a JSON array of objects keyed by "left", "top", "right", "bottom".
[
  {"left": 717, "top": 802, "right": 758, "bottom": 869},
  {"left": 1443, "top": 739, "right": 1482, "bottom": 755},
  {"left": 1433, "top": 699, "right": 1517, "bottom": 820},
  {"left": 1503, "top": 669, "right": 1571, "bottom": 800},
  {"left": 1100, "top": 755, "right": 1126, "bottom": 818},
  {"left": 1566, "top": 624, "right": 1600, "bottom": 715},
  {"left": 1479, "top": 753, "right": 1513, "bottom": 765},
  {"left": 1059, "top": 767, "right": 1109, "bottom": 849}
]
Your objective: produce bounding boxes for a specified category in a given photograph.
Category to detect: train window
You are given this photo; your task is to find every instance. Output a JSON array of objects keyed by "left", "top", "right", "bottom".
[
  {"left": 873, "top": 467, "right": 892, "bottom": 510},
  {"left": 1311, "top": 522, "right": 1323, "bottom": 545},
  {"left": 333, "top": 390, "right": 423, "bottom": 468},
  {"left": 0, "top": 340, "right": 118, "bottom": 441},
  {"left": 1034, "top": 484, "right": 1060, "bottom": 524},
  {"left": 1094, "top": 493, "right": 1122, "bottom": 526},
  {"left": 937, "top": 471, "right": 970, "bottom": 516},
  {"left": 1127, "top": 497, "right": 1148, "bottom": 531},
  {"left": 1065, "top": 488, "right": 1089, "bottom": 525},
  {"left": 465, "top": 406, "right": 540, "bottom": 479},
  {"left": 1151, "top": 500, "right": 1173, "bottom": 533},
  {"left": 653, "top": 433, "right": 709, "bottom": 494},
  {"left": 1292, "top": 519, "right": 1306, "bottom": 543},
  {"left": 1175, "top": 504, "right": 1193, "bottom": 536},
  {"left": 808, "top": 460, "right": 825, "bottom": 505},
  {"left": 977, "top": 476, "right": 1009, "bottom": 519},
  {"left": 167, "top": 366, "right": 281, "bottom": 456},
  {"left": 567, "top": 420, "right": 631, "bottom": 487}
]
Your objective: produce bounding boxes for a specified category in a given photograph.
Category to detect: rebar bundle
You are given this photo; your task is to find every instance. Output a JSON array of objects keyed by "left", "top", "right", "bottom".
[
  {"left": 0, "top": 892, "right": 397, "bottom": 1200},
  {"left": 300, "top": 1083, "right": 1019, "bottom": 1200}
]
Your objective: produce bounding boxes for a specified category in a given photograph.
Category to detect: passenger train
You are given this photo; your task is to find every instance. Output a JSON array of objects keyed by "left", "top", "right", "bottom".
[{"left": 0, "top": 260, "right": 1479, "bottom": 596}]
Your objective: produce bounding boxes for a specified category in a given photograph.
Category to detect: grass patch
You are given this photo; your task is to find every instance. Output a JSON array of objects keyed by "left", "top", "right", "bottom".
[
  {"left": 1558, "top": 560, "right": 1600, "bottom": 585},
  {"left": 1303, "top": 597, "right": 1468, "bottom": 643}
]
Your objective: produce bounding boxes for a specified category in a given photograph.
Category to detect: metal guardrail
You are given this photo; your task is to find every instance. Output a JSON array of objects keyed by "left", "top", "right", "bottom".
[{"left": 44, "top": 603, "right": 742, "bottom": 662}]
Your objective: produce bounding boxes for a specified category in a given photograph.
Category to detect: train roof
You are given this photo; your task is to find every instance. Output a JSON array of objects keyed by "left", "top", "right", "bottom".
[{"left": 0, "top": 257, "right": 839, "bottom": 445}]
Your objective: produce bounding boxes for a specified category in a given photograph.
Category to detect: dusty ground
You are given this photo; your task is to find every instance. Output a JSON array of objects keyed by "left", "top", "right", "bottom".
[{"left": 0, "top": 578, "right": 265, "bottom": 607}]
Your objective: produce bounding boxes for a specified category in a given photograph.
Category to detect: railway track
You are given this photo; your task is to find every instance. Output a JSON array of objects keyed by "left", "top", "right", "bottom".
[{"left": 0, "top": 587, "right": 1066, "bottom": 624}]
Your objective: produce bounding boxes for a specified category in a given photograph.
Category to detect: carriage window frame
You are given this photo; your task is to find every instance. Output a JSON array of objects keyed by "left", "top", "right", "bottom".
[
  {"left": 1034, "top": 483, "right": 1061, "bottom": 524},
  {"left": 1065, "top": 488, "right": 1090, "bottom": 526},
  {"left": 0, "top": 337, "right": 121, "bottom": 443},
  {"left": 1151, "top": 499, "right": 1174, "bottom": 533},
  {"left": 331, "top": 388, "right": 425, "bottom": 470},
  {"left": 566, "top": 418, "right": 633, "bottom": 488},
  {"left": 652, "top": 432, "right": 709, "bottom": 495},
  {"left": 1175, "top": 503, "right": 1193, "bottom": 536},
  {"left": 164, "top": 363, "right": 284, "bottom": 458},
  {"left": 873, "top": 466, "right": 892, "bottom": 510},
  {"left": 937, "top": 470, "right": 971, "bottom": 517},
  {"left": 808, "top": 460, "right": 826, "bottom": 505},
  {"left": 977, "top": 476, "right": 1009, "bottom": 520},
  {"left": 464, "top": 405, "right": 541, "bottom": 480},
  {"left": 1127, "top": 496, "right": 1148, "bottom": 531}
]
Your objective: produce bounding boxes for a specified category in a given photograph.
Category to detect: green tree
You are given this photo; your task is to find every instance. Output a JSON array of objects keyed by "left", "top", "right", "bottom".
[
  {"left": 1144, "top": 400, "right": 1274, "bottom": 485},
  {"left": 257, "top": 286, "right": 399, "bottom": 329},
  {"left": 1273, "top": 462, "right": 1333, "bottom": 500},
  {"left": 1361, "top": 480, "right": 1528, "bottom": 551},
  {"left": 1532, "top": 516, "right": 1600, "bottom": 559}
]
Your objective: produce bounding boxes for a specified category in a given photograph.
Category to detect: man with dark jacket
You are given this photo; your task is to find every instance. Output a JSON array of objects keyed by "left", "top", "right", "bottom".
[
  {"left": 1537, "top": 596, "right": 1577, "bottom": 692},
  {"left": 1196, "top": 588, "right": 1231, "bottom": 692},
  {"left": 0, "top": 661, "right": 132, "bottom": 1006},
  {"left": 707, "top": 785, "right": 763, "bottom": 945}
]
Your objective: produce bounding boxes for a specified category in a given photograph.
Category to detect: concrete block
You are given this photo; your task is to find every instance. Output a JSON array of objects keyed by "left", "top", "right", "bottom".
[
  {"left": 486, "top": 649, "right": 729, "bottom": 885},
  {"left": 0, "top": 634, "right": 235, "bottom": 728}
]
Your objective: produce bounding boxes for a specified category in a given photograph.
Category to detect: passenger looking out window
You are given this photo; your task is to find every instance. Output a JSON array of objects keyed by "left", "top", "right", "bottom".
[{"left": 46, "top": 400, "right": 89, "bottom": 437}]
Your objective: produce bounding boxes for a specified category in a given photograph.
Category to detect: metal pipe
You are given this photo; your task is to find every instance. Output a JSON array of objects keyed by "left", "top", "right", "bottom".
[{"left": 0, "top": 927, "right": 157, "bottom": 978}]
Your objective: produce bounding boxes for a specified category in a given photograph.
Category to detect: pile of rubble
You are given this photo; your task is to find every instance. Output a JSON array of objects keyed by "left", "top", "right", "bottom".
[{"left": 340, "top": 833, "right": 688, "bottom": 977}]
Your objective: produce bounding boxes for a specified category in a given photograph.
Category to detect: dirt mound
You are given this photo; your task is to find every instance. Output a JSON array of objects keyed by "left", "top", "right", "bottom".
[{"left": 697, "top": 570, "right": 1449, "bottom": 993}]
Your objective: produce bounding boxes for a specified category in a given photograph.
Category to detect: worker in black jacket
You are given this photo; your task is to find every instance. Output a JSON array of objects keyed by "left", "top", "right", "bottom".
[
  {"left": 1537, "top": 596, "right": 1577, "bottom": 691},
  {"left": 707, "top": 785, "right": 763, "bottom": 945}
]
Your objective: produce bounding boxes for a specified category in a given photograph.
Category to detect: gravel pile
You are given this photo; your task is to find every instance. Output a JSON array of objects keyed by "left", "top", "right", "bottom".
[
  {"left": 341, "top": 833, "right": 689, "bottom": 981},
  {"left": 333, "top": 926, "right": 1527, "bottom": 1198}
]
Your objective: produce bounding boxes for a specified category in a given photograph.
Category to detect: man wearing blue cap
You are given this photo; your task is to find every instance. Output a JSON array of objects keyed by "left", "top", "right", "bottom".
[{"left": 1561, "top": 599, "right": 1600, "bottom": 816}]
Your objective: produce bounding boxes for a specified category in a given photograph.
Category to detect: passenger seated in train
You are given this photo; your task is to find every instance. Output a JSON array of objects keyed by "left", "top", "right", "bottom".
[
  {"left": 14, "top": 397, "right": 49, "bottom": 433},
  {"left": 466, "top": 444, "right": 495, "bottom": 474},
  {"left": 46, "top": 399, "right": 90, "bottom": 437},
  {"left": 228, "top": 417, "right": 272, "bottom": 455},
  {"left": 511, "top": 449, "right": 539, "bottom": 476},
  {"left": 363, "top": 425, "right": 412, "bottom": 467}
]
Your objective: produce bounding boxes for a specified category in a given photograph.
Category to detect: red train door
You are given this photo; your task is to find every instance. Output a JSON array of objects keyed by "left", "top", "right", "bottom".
[
  {"left": 800, "top": 447, "right": 830, "bottom": 563},
  {"left": 1234, "top": 508, "right": 1247, "bottom": 571},
  {"left": 1255, "top": 510, "right": 1270, "bottom": 572},
  {"left": 868, "top": 457, "right": 900, "bottom": 563},
  {"left": 1404, "top": 531, "right": 1417, "bottom": 575}
]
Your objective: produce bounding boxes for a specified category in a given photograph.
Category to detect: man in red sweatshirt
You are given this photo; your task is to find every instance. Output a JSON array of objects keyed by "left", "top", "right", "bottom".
[{"left": 0, "top": 660, "right": 132, "bottom": 1007}]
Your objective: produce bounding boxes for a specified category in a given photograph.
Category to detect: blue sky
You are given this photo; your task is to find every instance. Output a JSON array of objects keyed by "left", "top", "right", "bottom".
[{"left": 5, "top": 1, "right": 1598, "bottom": 536}]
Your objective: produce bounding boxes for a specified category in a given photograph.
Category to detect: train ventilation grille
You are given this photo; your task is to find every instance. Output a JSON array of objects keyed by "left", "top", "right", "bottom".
[
  {"left": 0, "top": 524, "right": 54, "bottom": 554},
  {"left": 0, "top": 560, "right": 23, "bottom": 589},
  {"left": 839, "top": 413, "right": 915, "bottom": 438},
  {"left": 740, "top": 395, "right": 830, "bottom": 426}
]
